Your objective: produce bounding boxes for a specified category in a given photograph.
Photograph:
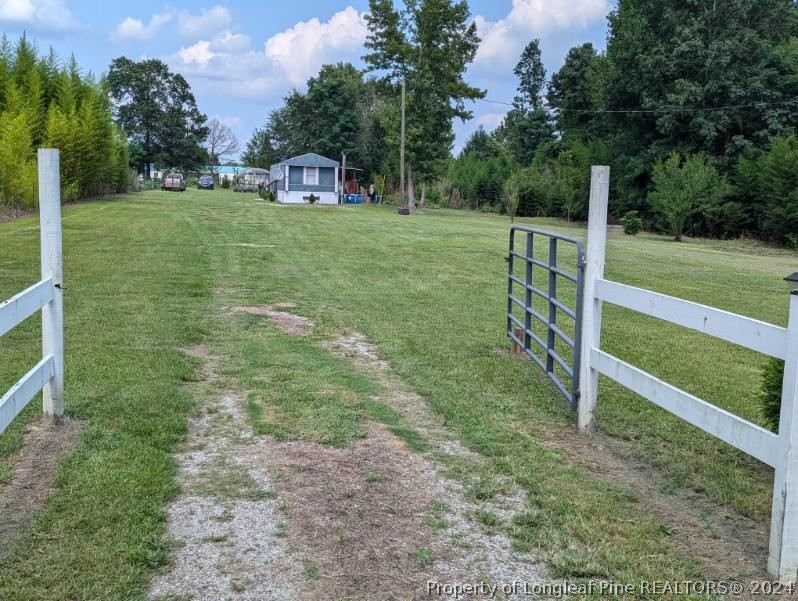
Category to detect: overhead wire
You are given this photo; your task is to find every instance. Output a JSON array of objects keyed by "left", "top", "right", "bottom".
[{"left": 477, "top": 98, "right": 798, "bottom": 114}]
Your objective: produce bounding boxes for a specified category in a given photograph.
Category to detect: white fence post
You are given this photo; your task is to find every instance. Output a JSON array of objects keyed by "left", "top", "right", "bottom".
[
  {"left": 38, "top": 148, "right": 64, "bottom": 424},
  {"left": 577, "top": 165, "right": 610, "bottom": 433},
  {"left": 768, "top": 282, "right": 798, "bottom": 581}
]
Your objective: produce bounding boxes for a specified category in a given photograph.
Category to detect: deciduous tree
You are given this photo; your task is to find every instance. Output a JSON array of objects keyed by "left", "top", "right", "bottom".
[
  {"left": 364, "top": 0, "right": 484, "bottom": 198},
  {"left": 205, "top": 118, "right": 240, "bottom": 177},
  {"left": 108, "top": 57, "right": 207, "bottom": 178},
  {"left": 648, "top": 153, "right": 730, "bottom": 241}
]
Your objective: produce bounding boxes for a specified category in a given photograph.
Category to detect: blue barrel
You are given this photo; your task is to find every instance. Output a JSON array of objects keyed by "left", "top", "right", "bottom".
[{"left": 345, "top": 194, "right": 364, "bottom": 204}]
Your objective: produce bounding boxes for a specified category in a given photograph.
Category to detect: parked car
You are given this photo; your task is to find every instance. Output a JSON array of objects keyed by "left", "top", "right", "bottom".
[
  {"left": 161, "top": 173, "right": 186, "bottom": 192},
  {"left": 197, "top": 175, "right": 214, "bottom": 190}
]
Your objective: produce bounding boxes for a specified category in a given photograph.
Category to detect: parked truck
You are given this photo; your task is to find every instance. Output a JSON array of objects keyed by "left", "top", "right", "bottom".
[{"left": 161, "top": 173, "right": 186, "bottom": 192}]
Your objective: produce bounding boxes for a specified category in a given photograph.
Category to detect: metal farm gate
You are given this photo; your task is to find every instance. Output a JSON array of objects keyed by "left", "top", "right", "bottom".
[
  {"left": 506, "top": 225, "right": 585, "bottom": 408},
  {"left": 512, "top": 165, "right": 798, "bottom": 582}
]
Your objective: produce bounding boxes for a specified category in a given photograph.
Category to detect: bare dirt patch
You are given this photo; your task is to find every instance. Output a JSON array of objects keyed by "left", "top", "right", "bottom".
[
  {"left": 233, "top": 305, "right": 314, "bottom": 336},
  {"left": 237, "top": 421, "right": 439, "bottom": 599},
  {"left": 0, "top": 418, "right": 83, "bottom": 556},
  {"left": 237, "top": 420, "right": 543, "bottom": 601},
  {"left": 0, "top": 207, "right": 35, "bottom": 224},
  {"left": 315, "top": 331, "right": 545, "bottom": 598},
  {"left": 149, "top": 349, "right": 309, "bottom": 601},
  {"left": 544, "top": 425, "right": 771, "bottom": 589}
]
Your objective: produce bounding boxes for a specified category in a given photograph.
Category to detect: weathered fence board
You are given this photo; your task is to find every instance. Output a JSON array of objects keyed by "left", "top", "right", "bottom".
[
  {"left": 595, "top": 278, "right": 788, "bottom": 359},
  {"left": 0, "top": 355, "right": 55, "bottom": 434},
  {"left": 0, "top": 278, "right": 54, "bottom": 337},
  {"left": 591, "top": 348, "right": 780, "bottom": 467}
]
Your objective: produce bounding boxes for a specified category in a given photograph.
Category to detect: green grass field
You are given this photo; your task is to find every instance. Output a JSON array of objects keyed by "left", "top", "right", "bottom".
[{"left": 0, "top": 188, "right": 793, "bottom": 598}]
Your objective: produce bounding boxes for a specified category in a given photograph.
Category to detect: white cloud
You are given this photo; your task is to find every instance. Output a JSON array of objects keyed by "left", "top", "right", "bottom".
[
  {"left": 115, "top": 5, "right": 233, "bottom": 42},
  {"left": 178, "top": 40, "right": 215, "bottom": 65},
  {"left": 264, "top": 6, "right": 368, "bottom": 86},
  {"left": 0, "top": 0, "right": 33, "bottom": 21},
  {"left": 210, "top": 30, "right": 251, "bottom": 53},
  {"left": 169, "top": 33, "right": 282, "bottom": 101},
  {"left": 170, "top": 7, "right": 368, "bottom": 102},
  {"left": 114, "top": 11, "right": 173, "bottom": 41},
  {"left": 214, "top": 114, "right": 244, "bottom": 128},
  {"left": 178, "top": 5, "right": 232, "bottom": 38},
  {"left": 477, "top": 111, "right": 507, "bottom": 131},
  {"left": 474, "top": 0, "right": 609, "bottom": 68},
  {"left": 0, "top": 0, "right": 80, "bottom": 31}
]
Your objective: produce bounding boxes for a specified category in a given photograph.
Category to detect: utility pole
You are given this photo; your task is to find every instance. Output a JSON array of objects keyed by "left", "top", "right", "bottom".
[
  {"left": 341, "top": 151, "right": 347, "bottom": 204},
  {"left": 399, "top": 76, "right": 406, "bottom": 210}
]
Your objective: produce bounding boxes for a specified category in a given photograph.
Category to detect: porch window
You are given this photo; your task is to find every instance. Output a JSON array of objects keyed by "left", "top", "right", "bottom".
[{"left": 304, "top": 167, "right": 319, "bottom": 186}]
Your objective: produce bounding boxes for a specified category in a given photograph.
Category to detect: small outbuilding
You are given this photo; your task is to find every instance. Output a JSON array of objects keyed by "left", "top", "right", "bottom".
[
  {"left": 214, "top": 165, "right": 246, "bottom": 184},
  {"left": 234, "top": 167, "right": 269, "bottom": 192},
  {"left": 269, "top": 153, "right": 340, "bottom": 204}
]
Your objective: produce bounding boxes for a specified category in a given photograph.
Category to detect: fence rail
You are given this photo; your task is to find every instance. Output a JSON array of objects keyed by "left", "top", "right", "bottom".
[
  {"left": 590, "top": 348, "right": 781, "bottom": 467},
  {"left": 594, "top": 278, "right": 788, "bottom": 359},
  {"left": 0, "top": 148, "right": 64, "bottom": 435},
  {"left": 576, "top": 165, "right": 798, "bottom": 582},
  {"left": 0, "top": 278, "right": 55, "bottom": 337}
]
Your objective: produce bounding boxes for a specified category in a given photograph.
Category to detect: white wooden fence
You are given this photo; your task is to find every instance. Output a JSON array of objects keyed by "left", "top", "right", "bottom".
[
  {"left": 578, "top": 166, "right": 798, "bottom": 582},
  {"left": 0, "top": 149, "right": 64, "bottom": 433}
]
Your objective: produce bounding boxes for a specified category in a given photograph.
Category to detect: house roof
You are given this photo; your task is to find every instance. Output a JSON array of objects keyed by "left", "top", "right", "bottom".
[
  {"left": 276, "top": 153, "right": 340, "bottom": 169},
  {"left": 209, "top": 165, "right": 246, "bottom": 175}
]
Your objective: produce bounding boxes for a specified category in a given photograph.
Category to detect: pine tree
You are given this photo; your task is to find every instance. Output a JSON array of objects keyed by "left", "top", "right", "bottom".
[
  {"left": 496, "top": 39, "right": 554, "bottom": 166},
  {"left": 364, "top": 0, "right": 484, "bottom": 187},
  {"left": 513, "top": 40, "right": 546, "bottom": 112}
]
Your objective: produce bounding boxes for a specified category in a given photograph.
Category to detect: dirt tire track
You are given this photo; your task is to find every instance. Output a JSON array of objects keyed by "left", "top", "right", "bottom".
[
  {"left": 0, "top": 418, "right": 83, "bottom": 557},
  {"left": 153, "top": 311, "right": 547, "bottom": 600},
  {"left": 544, "top": 426, "right": 771, "bottom": 590},
  {"left": 148, "top": 348, "right": 310, "bottom": 601}
]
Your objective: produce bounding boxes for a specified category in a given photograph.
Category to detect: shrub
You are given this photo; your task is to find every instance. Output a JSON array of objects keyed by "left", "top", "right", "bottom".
[
  {"left": 480, "top": 202, "right": 501, "bottom": 214},
  {"left": 503, "top": 180, "right": 520, "bottom": 222},
  {"left": 648, "top": 153, "right": 730, "bottom": 241},
  {"left": 620, "top": 210, "right": 643, "bottom": 235},
  {"left": 258, "top": 188, "right": 275, "bottom": 202},
  {"left": 514, "top": 165, "right": 552, "bottom": 217},
  {"left": 425, "top": 185, "right": 442, "bottom": 207},
  {"left": 221, "top": 178, "right": 231, "bottom": 189},
  {"left": 761, "top": 358, "right": 784, "bottom": 432}
]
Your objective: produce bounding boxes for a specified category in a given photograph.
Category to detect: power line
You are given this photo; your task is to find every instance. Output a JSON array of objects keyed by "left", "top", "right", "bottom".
[{"left": 477, "top": 98, "right": 798, "bottom": 114}]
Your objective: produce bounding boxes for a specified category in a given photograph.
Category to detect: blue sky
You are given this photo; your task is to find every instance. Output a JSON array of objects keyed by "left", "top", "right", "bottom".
[{"left": 0, "top": 0, "right": 613, "bottom": 156}]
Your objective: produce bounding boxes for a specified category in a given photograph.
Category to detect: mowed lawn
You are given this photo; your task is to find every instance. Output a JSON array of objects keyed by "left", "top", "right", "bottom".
[{"left": 0, "top": 187, "right": 794, "bottom": 598}]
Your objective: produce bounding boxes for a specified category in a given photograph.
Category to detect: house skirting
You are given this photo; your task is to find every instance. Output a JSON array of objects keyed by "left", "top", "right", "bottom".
[{"left": 277, "top": 190, "right": 338, "bottom": 205}]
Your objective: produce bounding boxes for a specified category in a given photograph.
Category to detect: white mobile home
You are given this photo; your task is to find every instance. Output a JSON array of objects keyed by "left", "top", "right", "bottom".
[{"left": 269, "top": 153, "right": 340, "bottom": 204}]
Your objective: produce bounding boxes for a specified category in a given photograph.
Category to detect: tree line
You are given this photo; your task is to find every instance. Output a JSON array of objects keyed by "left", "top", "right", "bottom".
[
  {"left": 0, "top": 35, "right": 130, "bottom": 210},
  {"left": 244, "top": 0, "right": 797, "bottom": 244},
  {"left": 0, "top": 34, "right": 244, "bottom": 211}
]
